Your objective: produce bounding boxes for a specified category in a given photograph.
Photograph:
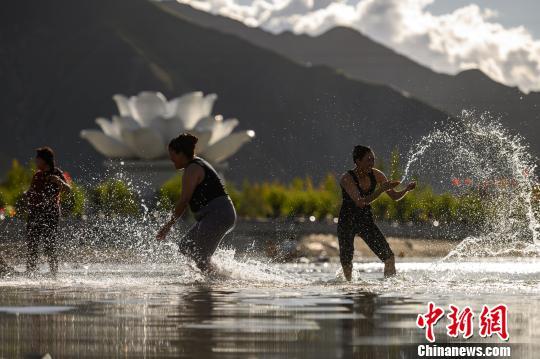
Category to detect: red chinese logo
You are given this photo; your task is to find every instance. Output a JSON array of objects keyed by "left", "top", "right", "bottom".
[
  {"left": 417, "top": 303, "right": 509, "bottom": 342},
  {"left": 446, "top": 305, "right": 474, "bottom": 339},
  {"left": 416, "top": 302, "right": 445, "bottom": 342},
  {"left": 479, "top": 304, "right": 509, "bottom": 341}
]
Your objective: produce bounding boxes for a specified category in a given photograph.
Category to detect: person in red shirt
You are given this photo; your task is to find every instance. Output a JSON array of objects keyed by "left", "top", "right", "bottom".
[{"left": 24, "top": 147, "right": 71, "bottom": 275}]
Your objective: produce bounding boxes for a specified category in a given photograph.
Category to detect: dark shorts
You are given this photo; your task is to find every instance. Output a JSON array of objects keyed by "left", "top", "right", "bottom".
[
  {"left": 337, "top": 210, "right": 393, "bottom": 265},
  {"left": 177, "top": 196, "right": 236, "bottom": 269}
]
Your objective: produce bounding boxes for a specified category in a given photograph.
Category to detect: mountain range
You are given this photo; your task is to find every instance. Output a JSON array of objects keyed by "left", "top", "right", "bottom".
[
  {"left": 160, "top": 1, "right": 540, "bottom": 160},
  {"left": 0, "top": 0, "right": 451, "bottom": 184}
]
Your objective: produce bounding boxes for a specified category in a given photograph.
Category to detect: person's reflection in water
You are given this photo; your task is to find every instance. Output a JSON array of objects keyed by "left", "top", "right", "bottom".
[
  {"left": 175, "top": 286, "right": 216, "bottom": 357},
  {"left": 341, "top": 293, "right": 418, "bottom": 358},
  {"left": 340, "top": 292, "right": 378, "bottom": 359}
]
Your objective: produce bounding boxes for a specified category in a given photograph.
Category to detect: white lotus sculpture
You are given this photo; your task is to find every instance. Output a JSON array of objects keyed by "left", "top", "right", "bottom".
[{"left": 80, "top": 91, "right": 255, "bottom": 164}]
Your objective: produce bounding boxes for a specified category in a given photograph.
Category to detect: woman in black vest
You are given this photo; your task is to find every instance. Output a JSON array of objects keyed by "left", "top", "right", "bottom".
[
  {"left": 156, "top": 133, "right": 236, "bottom": 273},
  {"left": 338, "top": 145, "right": 416, "bottom": 280}
]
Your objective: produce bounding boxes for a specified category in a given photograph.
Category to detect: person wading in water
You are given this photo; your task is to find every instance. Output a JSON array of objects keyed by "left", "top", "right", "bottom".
[
  {"left": 156, "top": 133, "right": 237, "bottom": 273},
  {"left": 338, "top": 145, "right": 416, "bottom": 280},
  {"left": 25, "top": 147, "right": 71, "bottom": 275}
]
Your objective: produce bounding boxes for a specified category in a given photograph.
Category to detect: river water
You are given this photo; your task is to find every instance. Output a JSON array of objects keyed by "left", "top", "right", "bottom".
[
  {"left": 2, "top": 114, "right": 539, "bottom": 358},
  {"left": 0, "top": 251, "right": 538, "bottom": 358}
]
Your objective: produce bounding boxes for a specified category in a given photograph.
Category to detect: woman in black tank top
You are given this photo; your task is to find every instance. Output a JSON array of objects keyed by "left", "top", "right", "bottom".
[
  {"left": 156, "top": 133, "right": 236, "bottom": 273},
  {"left": 337, "top": 145, "right": 416, "bottom": 281},
  {"left": 187, "top": 157, "right": 227, "bottom": 213}
]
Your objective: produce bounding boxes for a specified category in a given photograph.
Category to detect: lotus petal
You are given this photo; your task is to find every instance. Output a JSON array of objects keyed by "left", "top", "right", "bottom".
[
  {"left": 149, "top": 116, "right": 185, "bottom": 144},
  {"left": 200, "top": 130, "right": 255, "bottom": 164},
  {"left": 112, "top": 94, "right": 132, "bottom": 117},
  {"left": 86, "top": 91, "right": 252, "bottom": 163},
  {"left": 210, "top": 118, "right": 239, "bottom": 146},
  {"left": 193, "top": 115, "right": 240, "bottom": 146},
  {"left": 120, "top": 128, "right": 166, "bottom": 160},
  {"left": 80, "top": 130, "right": 135, "bottom": 158},
  {"left": 94, "top": 116, "right": 140, "bottom": 142},
  {"left": 164, "top": 95, "right": 185, "bottom": 117},
  {"left": 112, "top": 115, "right": 140, "bottom": 133},
  {"left": 189, "top": 130, "right": 212, "bottom": 154},
  {"left": 167, "top": 91, "right": 203, "bottom": 128},
  {"left": 193, "top": 115, "right": 219, "bottom": 133},
  {"left": 169, "top": 92, "right": 217, "bottom": 130},
  {"left": 95, "top": 117, "right": 118, "bottom": 140},
  {"left": 202, "top": 94, "right": 218, "bottom": 119},
  {"left": 129, "top": 91, "right": 167, "bottom": 127}
]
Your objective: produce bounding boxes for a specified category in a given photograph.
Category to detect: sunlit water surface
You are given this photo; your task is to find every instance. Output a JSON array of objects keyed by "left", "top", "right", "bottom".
[
  {"left": 1, "top": 113, "right": 539, "bottom": 358},
  {"left": 0, "top": 250, "right": 538, "bottom": 358}
]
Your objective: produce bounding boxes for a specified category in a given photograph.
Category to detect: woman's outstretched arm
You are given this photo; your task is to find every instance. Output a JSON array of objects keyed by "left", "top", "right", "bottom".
[
  {"left": 387, "top": 184, "right": 416, "bottom": 201},
  {"left": 340, "top": 172, "right": 399, "bottom": 208},
  {"left": 372, "top": 168, "right": 416, "bottom": 201},
  {"left": 172, "top": 165, "right": 201, "bottom": 219},
  {"left": 51, "top": 174, "right": 71, "bottom": 192},
  {"left": 364, "top": 180, "right": 400, "bottom": 203},
  {"left": 156, "top": 164, "right": 203, "bottom": 241}
]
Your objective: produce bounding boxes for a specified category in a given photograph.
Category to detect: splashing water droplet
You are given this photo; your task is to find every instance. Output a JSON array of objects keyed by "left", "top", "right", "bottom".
[{"left": 400, "top": 110, "right": 539, "bottom": 257}]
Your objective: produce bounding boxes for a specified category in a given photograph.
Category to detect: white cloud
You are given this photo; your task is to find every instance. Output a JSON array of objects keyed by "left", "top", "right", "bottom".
[{"left": 177, "top": 0, "right": 540, "bottom": 93}]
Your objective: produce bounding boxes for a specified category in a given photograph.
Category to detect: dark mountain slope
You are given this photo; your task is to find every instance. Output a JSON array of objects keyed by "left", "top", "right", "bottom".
[
  {"left": 0, "top": 0, "right": 449, "bottom": 183},
  {"left": 161, "top": 2, "right": 540, "bottom": 158}
]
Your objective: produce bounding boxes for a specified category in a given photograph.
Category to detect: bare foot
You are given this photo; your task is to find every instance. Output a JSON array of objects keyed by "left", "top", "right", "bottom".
[
  {"left": 200, "top": 261, "right": 232, "bottom": 280},
  {"left": 384, "top": 256, "right": 396, "bottom": 277},
  {"left": 342, "top": 263, "right": 352, "bottom": 281}
]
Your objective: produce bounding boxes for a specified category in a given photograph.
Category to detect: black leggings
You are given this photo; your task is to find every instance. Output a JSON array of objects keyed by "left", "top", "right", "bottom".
[
  {"left": 178, "top": 196, "right": 236, "bottom": 271},
  {"left": 26, "top": 215, "right": 59, "bottom": 273},
  {"left": 337, "top": 211, "right": 393, "bottom": 266}
]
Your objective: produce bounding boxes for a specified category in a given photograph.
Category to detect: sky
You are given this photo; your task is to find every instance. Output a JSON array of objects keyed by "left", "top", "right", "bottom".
[{"left": 176, "top": 0, "right": 540, "bottom": 93}]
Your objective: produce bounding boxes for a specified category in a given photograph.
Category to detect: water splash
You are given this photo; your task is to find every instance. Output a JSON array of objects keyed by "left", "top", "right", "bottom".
[
  {"left": 2, "top": 110, "right": 539, "bottom": 293},
  {"left": 400, "top": 110, "right": 539, "bottom": 256}
]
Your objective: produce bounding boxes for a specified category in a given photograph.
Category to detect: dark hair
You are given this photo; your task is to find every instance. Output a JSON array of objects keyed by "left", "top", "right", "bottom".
[
  {"left": 168, "top": 132, "right": 198, "bottom": 158},
  {"left": 36, "top": 146, "right": 55, "bottom": 170},
  {"left": 352, "top": 145, "right": 372, "bottom": 162}
]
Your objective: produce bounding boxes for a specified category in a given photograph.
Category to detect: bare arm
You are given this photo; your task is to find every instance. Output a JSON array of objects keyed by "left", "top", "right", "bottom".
[
  {"left": 364, "top": 185, "right": 391, "bottom": 204},
  {"left": 386, "top": 187, "right": 413, "bottom": 201},
  {"left": 372, "top": 168, "right": 416, "bottom": 201},
  {"left": 171, "top": 165, "right": 201, "bottom": 220},
  {"left": 340, "top": 172, "right": 399, "bottom": 208},
  {"left": 51, "top": 175, "right": 71, "bottom": 192},
  {"left": 156, "top": 164, "right": 203, "bottom": 240}
]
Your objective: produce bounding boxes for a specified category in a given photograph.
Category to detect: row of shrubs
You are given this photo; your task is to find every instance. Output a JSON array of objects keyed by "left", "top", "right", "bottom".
[
  {"left": 0, "top": 159, "right": 513, "bottom": 226},
  {"left": 0, "top": 160, "right": 136, "bottom": 218},
  {"left": 158, "top": 172, "right": 490, "bottom": 226}
]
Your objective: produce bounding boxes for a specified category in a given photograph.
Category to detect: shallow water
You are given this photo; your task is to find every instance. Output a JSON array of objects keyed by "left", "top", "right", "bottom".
[{"left": 0, "top": 252, "right": 538, "bottom": 358}]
